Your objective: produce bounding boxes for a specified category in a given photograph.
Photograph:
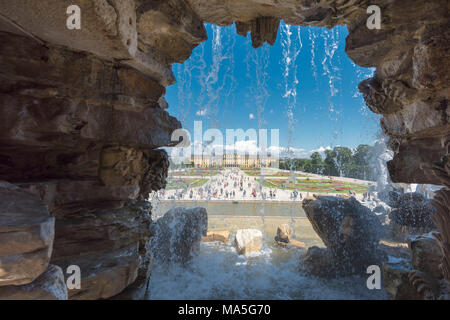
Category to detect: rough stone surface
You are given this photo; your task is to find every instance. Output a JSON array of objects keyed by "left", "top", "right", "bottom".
[
  {"left": 50, "top": 200, "right": 154, "bottom": 300},
  {"left": 383, "top": 258, "right": 421, "bottom": 300},
  {"left": 0, "top": 0, "right": 449, "bottom": 299},
  {"left": 0, "top": 181, "right": 54, "bottom": 287},
  {"left": 51, "top": 200, "right": 153, "bottom": 260},
  {"left": 288, "top": 239, "right": 306, "bottom": 249},
  {"left": 0, "top": 0, "right": 183, "bottom": 298},
  {"left": 236, "top": 17, "right": 280, "bottom": 48},
  {"left": 275, "top": 224, "right": 293, "bottom": 244},
  {"left": 389, "top": 193, "right": 436, "bottom": 228},
  {"left": 203, "top": 231, "right": 230, "bottom": 243},
  {"left": 53, "top": 245, "right": 140, "bottom": 300},
  {"left": 152, "top": 207, "right": 208, "bottom": 263},
  {"left": 302, "top": 196, "right": 383, "bottom": 275},
  {"left": 409, "top": 232, "right": 443, "bottom": 279},
  {"left": 234, "top": 229, "right": 263, "bottom": 255},
  {"left": 0, "top": 265, "right": 67, "bottom": 300},
  {"left": 301, "top": 246, "right": 337, "bottom": 278}
]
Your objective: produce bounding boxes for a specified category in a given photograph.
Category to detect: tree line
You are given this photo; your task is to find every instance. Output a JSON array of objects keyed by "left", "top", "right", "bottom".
[{"left": 279, "top": 144, "right": 376, "bottom": 181}]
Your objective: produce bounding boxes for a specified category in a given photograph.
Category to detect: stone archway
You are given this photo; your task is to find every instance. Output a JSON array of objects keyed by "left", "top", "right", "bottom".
[{"left": 0, "top": 0, "right": 448, "bottom": 299}]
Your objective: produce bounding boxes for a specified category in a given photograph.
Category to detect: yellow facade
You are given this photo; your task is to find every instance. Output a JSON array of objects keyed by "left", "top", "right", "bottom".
[{"left": 190, "top": 154, "right": 277, "bottom": 168}]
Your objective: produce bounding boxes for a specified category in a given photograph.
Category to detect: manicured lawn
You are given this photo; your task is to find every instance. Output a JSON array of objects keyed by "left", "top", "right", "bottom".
[
  {"left": 166, "top": 178, "right": 209, "bottom": 190},
  {"left": 263, "top": 179, "right": 368, "bottom": 194},
  {"left": 171, "top": 169, "right": 220, "bottom": 176},
  {"left": 244, "top": 170, "right": 307, "bottom": 177}
]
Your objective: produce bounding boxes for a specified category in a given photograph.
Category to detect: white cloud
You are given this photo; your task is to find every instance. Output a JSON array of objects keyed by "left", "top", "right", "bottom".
[
  {"left": 249, "top": 113, "right": 254, "bottom": 120},
  {"left": 165, "top": 139, "right": 334, "bottom": 160},
  {"left": 313, "top": 146, "right": 332, "bottom": 156},
  {"left": 196, "top": 109, "right": 206, "bottom": 116}
]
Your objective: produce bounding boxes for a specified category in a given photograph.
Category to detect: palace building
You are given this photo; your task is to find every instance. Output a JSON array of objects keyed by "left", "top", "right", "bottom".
[{"left": 190, "top": 152, "right": 277, "bottom": 168}]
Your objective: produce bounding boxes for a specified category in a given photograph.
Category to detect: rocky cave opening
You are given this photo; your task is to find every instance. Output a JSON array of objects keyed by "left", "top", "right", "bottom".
[{"left": 0, "top": 0, "right": 448, "bottom": 300}]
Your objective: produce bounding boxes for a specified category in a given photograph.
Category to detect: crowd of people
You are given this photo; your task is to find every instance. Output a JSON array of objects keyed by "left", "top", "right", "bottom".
[
  {"left": 162, "top": 169, "right": 273, "bottom": 201},
  {"left": 154, "top": 168, "right": 352, "bottom": 202}
]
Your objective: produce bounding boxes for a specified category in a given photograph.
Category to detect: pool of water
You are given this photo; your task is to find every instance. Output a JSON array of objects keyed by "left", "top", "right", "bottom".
[
  {"left": 152, "top": 200, "right": 307, "bottom": 217},
  {"left": 148, "top": 200, "right": 388, "bottom": 300},
  {"left": 152, "top": 200, "right": 322, "bottom": 247}
]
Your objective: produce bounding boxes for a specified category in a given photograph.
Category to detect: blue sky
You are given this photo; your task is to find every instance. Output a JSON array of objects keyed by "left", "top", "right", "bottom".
[{"left": 165, "top": 23, "right": 380, "bottom": 158}]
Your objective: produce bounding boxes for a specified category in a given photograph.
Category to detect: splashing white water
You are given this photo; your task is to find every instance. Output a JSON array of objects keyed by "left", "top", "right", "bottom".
[
  {"left": 308, "top": 27, "right": 318, "bottom": 86},
  {"left": 280, "top": 22, "right": 302, "bottom": 153},
  {"left": 244, "top": 33, "right": 271, "bottom": 227},
  {"left": 152, "top": 24, "right": 389, "bottom": 301},
  {"left": 148, "top": 241, "right": 387, "bottom": 300},
  {"left": 370, "top": 133, "right": 394, "bottom": 193},
  {"left": 321, "top": 28, "right": 340, "bottom": 99},
  {"left": 279, "top": 22, "right": 304, "bottom": 236}
]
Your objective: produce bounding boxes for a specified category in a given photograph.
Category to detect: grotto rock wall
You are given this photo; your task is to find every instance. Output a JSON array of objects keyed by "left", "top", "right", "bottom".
[
  {"left": 0, "top": 0, "right": 448, "bottom": 299},
  {"left": 0, "top": 0, "right": 206, "bottom": 299}
]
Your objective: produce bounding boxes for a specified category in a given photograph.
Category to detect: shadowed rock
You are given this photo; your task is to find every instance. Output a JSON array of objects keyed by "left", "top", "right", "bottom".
[
  {"left": 152, "top": 207, "right": 208, "bottom": 263},
  {"left": 383, "top": 258, "right": 422, "bottom": 300},
  {"left": 389, "top": 192, "right": 435, "bottom": 228},
  {"left": 301, "top": 196, "right": 383, "bottom": 277},
  {"left": 235, "top": 17, "right": 280, "bottom": 48},
  {"left": 0, "top": 265, "right": 67, "bottom": 300},
  {"left": 409, "top": 232, "right": 443, "bottom": 279},
  {"left": 0, "top": 0, "right": 448, "bottom": 299},
  {"left": 275, "top": 224, "right": 292, "bottom": 244},
  {"left": 0, "top": 181, "right": 54, "bottom": 286}
]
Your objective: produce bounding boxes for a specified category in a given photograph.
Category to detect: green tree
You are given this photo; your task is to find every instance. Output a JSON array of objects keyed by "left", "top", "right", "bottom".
[
  {"left": 324, "top": 149, "right": 338, "bottom": 176},
  {"left": 334, "top": 146, "right": 353, "bottom": 174},
  {"left": 310, "top": 152, "right": 322, "bottom": 165},
  {"left": 353, "top": 144, "right": 374, "bottom": 166}
]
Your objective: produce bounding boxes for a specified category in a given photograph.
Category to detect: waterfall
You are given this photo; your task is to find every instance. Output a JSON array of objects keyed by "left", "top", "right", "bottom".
[
  {"left": 280, "top": 22, "right": 303, "bottom": 237},
  {"left": 280, "top": 22, "right": 302, "bottom": 153},
  {"left": 175, "top": 58, "right": 194, "bottom": 124},
  {"left": 321, "top": 28, "right": 339, "bottom": 99},
  {"left": 308, "top": 27, "right": 318, "bottom": 87},
  {"left": 244, "top": 33, "right": 271, "bottom": 229},
  {"left": 147, "top": 23, "right": 395, "bottom": 301},
  {"left": 203, "top": 25, "right": 223, "bottom": 128},
  {"left": 191, "top": 40, "right": 207, "bottom": 118},
  {"left": 220, "top": 26, "right": 237, "bottom": 120},
  {"left": 371, "top": 133, "right": 394, "bottom": 193},
  {"left": 318, "top": 27, "right": 345, "bottom": 144}
]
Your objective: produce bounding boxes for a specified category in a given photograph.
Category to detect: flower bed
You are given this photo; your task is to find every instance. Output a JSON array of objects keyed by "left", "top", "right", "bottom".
[{"left": 263, "top": 179, "right": 368, "bottom": 194}]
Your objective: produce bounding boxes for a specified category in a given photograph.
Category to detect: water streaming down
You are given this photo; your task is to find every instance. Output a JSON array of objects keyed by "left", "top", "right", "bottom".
[
  {"left": 244, "top": 36, "right": 271, "bottom": 235},
  {"left": 204, "top": 25, "right": 230, "bottom": 129},
  {"left": 321, "top": 28, "right": 340, "bottom": 100},
  {"left": 148, "top": 24, "right": 388, "bottom": 300},
  {"left": 308, "top": 27, "right": 318, "bottom": 87},
  {"left": 220, "top": 26, "right": 237, "bottom": 121},
  {"left": 280, "top": 22, "right": 303, "bottom": 237}
]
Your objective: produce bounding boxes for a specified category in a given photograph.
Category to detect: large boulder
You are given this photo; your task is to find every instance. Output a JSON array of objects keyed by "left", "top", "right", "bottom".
[
  {"left": 383, "top": 258, "right": 421, "bottom": 300},
  {"left": 302, "top": 196, "right": 383, "bottom": 276},
  {"left": 389, "top": 193, "right": 435, "bottom": 229},
  {"left": 0, "top": 181, "right": 54, "bottom": 286},
  {"left": 234, "top": 229, "right": 262, "bottom": 255},
  {"left": 53, "top": 245, "right": 140, "bottom": 300},
  {"left": 408, "top": 232, "right": 443, "bottom": 279},
  {"left": 48, "top": 200, "right": 154, "bottom": 300},
  {"left": 152, "top": 207, "right": 207, "bottom": 263},
  {"left": 0, "top": 265, "right": 67, "bottom": 300},
  {"left": 202, "top": 231, "right": 230, "bottom": 243},
  {"left": 300, "top": 246, "right": 337, "bottom": 278},
  {"left": 51, "top": 200, "right": 153, "bottom": 260},
  {"left": 274, "top": 224, "right": 292, "bottom": 244}
]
